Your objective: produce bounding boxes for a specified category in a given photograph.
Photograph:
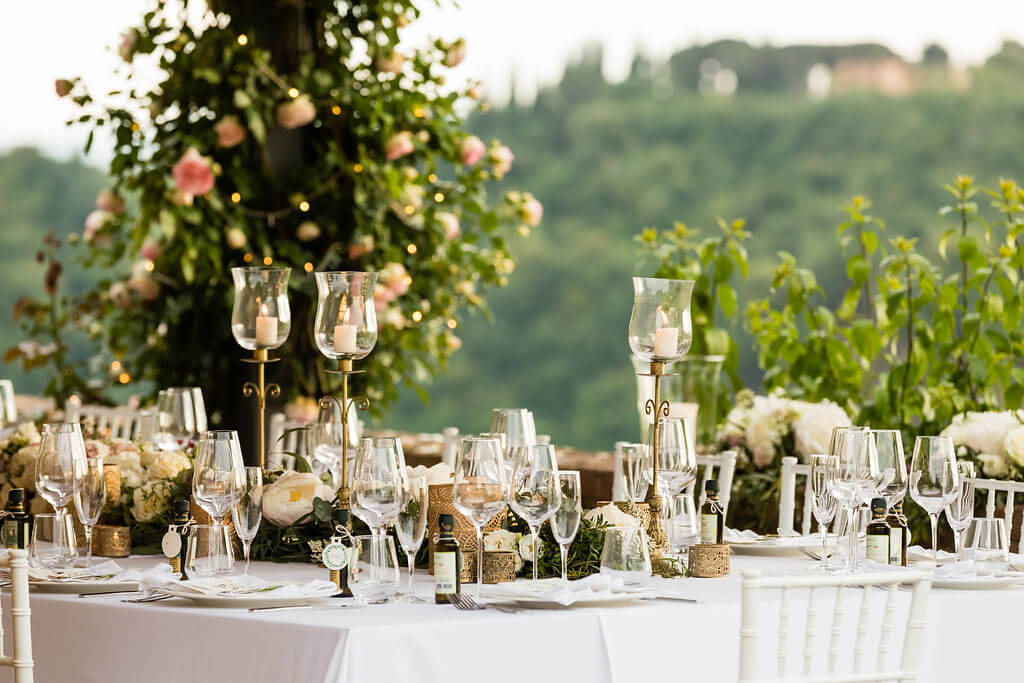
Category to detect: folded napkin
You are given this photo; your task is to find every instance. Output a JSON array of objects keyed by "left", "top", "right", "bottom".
[
  {"left": 907, "top": 545, "right": 956, "bottom": 564},
  {"left": 480, "top": 574, "right": 646, "bottom": 607},
  {"left": 26, "top": 560, "right": 125, "bottom": 582},
  {"left": 163, "top": 573, "right": 336, "bottom": 599},
  {"left": 724, "top": 528, "right": 763, "bottom": 543},
  {"left": 934, "top": 560, "right": 978, "bottom": 580}
]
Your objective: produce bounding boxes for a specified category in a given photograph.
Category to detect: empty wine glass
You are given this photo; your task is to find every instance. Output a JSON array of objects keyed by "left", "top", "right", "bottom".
[
  {"left": 826, "top": 428, "right": 876, "bottom": 572},
  {"left": 509, "top": 444, "right": 561, "bottom": 582},
  {"left": 155, "top": 387, "right": 207, "bottom": 450},
  {"left": 666, "top": 492, "right": 699, "bottom": 560},
  {"left": 395, "top": 475, "right": 428, "bottom": 602},
  {"left": 307, "top": 423, "right": 343, "bottom": 489},
  {"left": 74, "top": 457, "right": 106, "bottom": 567},
  {"left": 35, "top": 423, "right": 87, "bottom": 569},
  {"left": 620, "top": 443, "right": 650, "bottom": 503},
  {"left": 809, "top": 454, "right": 838, "bottom": 571},
  {"left": 452, "top": 437, "right": 509, "bottom": 598},
  {"left": 944, "top": 461, "right": 975, "bottom": 560},
  {"left": 192, "top": 430, "right": 245, "bottom": 574},
  {"left": 231, "top": 467, "right": 263, "bottom": 576},
  {"left": 551, "top": 470, "right": 582, "bottom": 585},
  {"left": 646, "top": 418, "right": 697, "bottom": 497},
  {"left": 909, "top": 436, "right": 959, "bottom": 564},
  {"left": 490, "top": 408, "right": 536, "bottom": 479},
  {"left": 869, "top": 429, "right": 907, "bottom": 510},
  {"left": 351, "top": 437, "right": 406, "bottom": 535}
]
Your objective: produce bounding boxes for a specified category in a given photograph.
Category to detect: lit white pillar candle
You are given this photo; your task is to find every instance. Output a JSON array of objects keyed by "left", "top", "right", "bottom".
[
  {"left": 255, "top": 305, "right": 278, "bottom": 346},
  {"left": 334, "top": 324, "right": 358, "bottom": 353},
  {"left": 653, "top": 307, "right": 678, "bottom": 357}
]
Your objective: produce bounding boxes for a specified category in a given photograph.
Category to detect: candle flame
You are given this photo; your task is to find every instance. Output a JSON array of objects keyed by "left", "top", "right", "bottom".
[
  {"left": 656, "top": 306, "right": 670, "bottom": 328},
  {"left": 260, "top": 302, "right": 270, "bottom": 316},
  {"left": 339, "top": 294, "right": 350, "bottom": 324}
]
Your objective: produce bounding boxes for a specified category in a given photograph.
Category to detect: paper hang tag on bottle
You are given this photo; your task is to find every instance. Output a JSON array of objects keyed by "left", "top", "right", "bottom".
[
  {"left": 322, "top": 542, "right": 351, "bottom": 571},
  {"left": 162, "top": 530, "right": 182, "bottom": 558}
]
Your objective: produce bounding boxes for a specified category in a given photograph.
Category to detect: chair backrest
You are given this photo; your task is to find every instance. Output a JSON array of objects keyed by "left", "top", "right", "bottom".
[
  {"left": 686, "top": 450, "right": 738, "bottom": 517},
  {"left": 64, "top": 403, "right": 143, "bottom": 441},
  {"left": 739, "top": 567, "right": 932, "bottom": 683},
  {"left": 779, "top": 456, "right": 814, "bottom": 536},
  {"left": 971, "top": 476, "right": 1024, "bottom": 552},
  {"left": 267, "top": 413, "right": 305, "bottom": 470},
  {"left": 0, "top": 549, "right": 33, "bottom": 683}
]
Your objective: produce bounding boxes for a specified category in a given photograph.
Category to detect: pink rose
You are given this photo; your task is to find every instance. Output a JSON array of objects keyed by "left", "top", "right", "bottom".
[
  {"left": 491, "top": 145, "right": 514, "bottom": 178},
  {"left": 128, "top": 261, "right": 160, "bottom": 301},
  {"left": 172, "top": 147, "right": 215, "bottom": 197},
  {"left": 276, "top": 95, "right": 316, "bottom": 129},
  {"left": 96, "top": 188, "right": 125, "bottom": 214},
  {"left": 379, "top": 262, "right": 410, "bottom": 297},
  {"left": 374, "top": 287, "right": 395, "bottom": 313},
  {"left": 444, "top": 39, "right": 467, "bottom": 68},
  {"left": 385, "top": 131, "right": 414, "bottom": 161},
  {"left": 459, "top": 135, "right": 485, "bottom": 166},
  {"left": 109, "top": 282, "right": 132, "bottom": 310},
  {"left": 55, "top": 79, "right": 73, "bottom": 97},
  {"left": 84, "top": 210, "right": 112, "bottom": 244},
  {"left": 437, "top": 212, "right": 460, "bottom": 240},
  {"left": 139, "top": 240, "right": 161, "bottom": 261},
  {"left": 84, "top": 440, "right": 109, "bottom": 460},
  {"left": 520, "top": 196, "right": 543, "bottom": 226},
  {"left": 376, "top": 51, "right": 407, "bottom": 74},
  {"left": 118, "top": 31, "right": 137, "bottom": 62},
  {"left": 214, "top": 116, "right": 246, "bottom": 148}
]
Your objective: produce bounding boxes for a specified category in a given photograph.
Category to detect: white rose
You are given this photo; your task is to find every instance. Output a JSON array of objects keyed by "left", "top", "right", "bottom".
[
  {"left": 262, "top": 471, "right": 334, "bottom": 526},
  {"left": 146, "top": 451, "right": 191, "bottom": 480},
  {"left": 944, "top": 411, "right": 1023, "bottom": 456},
  {"left": 518, "top": 534, "right": 538, "bottom": 566},
  {"left": 977, "top": 453, "right": 1010, "bottom": 479},
  {"left": 483, "top": 529, "right": 519, "bottom": 553},
  {"left": 15, "top": 423, "right": 40, "bottom": 443},
  {"left": 584, "top": 503, "right": 640, "bottom": 528},
  {"left": 1003, "top": 426, "right": 1024, "bottom": 469},
  {"left": 85, "top": 440, "right": 110, "bottom": 461},
  {"left": 105, "top": 449, "right": 146, "bottom": 489},
  {"left": 745, "top": 412, "right": 782, "bottom": 469},
  {"left": 8, "top": 446, "right": 38, "bottom": 491},
  {"left": 131, "top": 479, "right": 174, "bottom": 522},
  {"left": 138, "top": 442, "right": 162, "bottom": 468},
  {"left": 793, "top": 400, "right": 851, "bottom": 460}
]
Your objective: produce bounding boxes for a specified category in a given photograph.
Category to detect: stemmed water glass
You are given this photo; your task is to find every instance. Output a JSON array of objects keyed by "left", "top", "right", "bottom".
[
  {"left": 620, "top": 443, "right": 650, "bottom": 503},
  {"left": 35, "top": 423, "right": 87, "bottom": 569},
  {"left": 944, "top": 461, "right": 975, "bottom": 560},
  {"left": 192, "top": 430, "right": 245, "bottom": 574},
  {"left": 452, "top": 437, "right": 509, "bottom": 598},
  {"left": 809, "top": 454, "right": 838, "bottom": 571},
  {"left": 490, "top": 409, "right": 536, "bottom": 479},
  {"left": 231, "top": 467, "right": 263, "bottom": 576},
  {"left": 909, "top": 436, "right": 959, "bottom": 564},
  {"left": 352, "top": 437, "right": 406, "bottom": 593},
  {"left": 826, "top": 427, "right": 876, "bottom": 572},
  {"left": 509, "top": 444, "right": 561, "bottom": 582},
  {"left": 646, "top": 418, "right": 697, "bottom": 498},
  {"left": 869, "top": 429, "right": 907, "bottom": 511},
  {"left": 395, "top": 475, "right": 428, "bottom": 602},
  {"left": 551, "top": 470, "right": 582, "bottom": 586},
  {"left": 74, "top": 457, "right": 106, "bottom": 567},
  {"left": 155, "top": 387, "right": 207, "bottom": 450}
]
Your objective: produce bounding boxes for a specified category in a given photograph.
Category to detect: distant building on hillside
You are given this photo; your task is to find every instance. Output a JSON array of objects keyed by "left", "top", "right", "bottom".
[{"left": 827, "top": 57, "right": 970, "bottom": 96}]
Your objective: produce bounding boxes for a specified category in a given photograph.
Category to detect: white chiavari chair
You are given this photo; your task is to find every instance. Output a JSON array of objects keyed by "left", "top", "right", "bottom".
[
  {"left": 739, "top": 567, "right": 932, "bottom": 683},
  {"left": 970, "top": 476, "right": 1024, "bottom": 552},
  {"left": 0, "top": 549, "right": 33, "bottom": 683},
  {"left": 686, "top": 450, "right": 738, "bottom": 517},
  {"left": 779, "top": 456, "right": 815, "bottom": 536},
  {"left": 63, "top": 403, "right": 143, "bottom": 440}
]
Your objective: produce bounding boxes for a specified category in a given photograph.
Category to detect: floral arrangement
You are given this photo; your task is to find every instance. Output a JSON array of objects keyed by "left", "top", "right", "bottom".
[{"left": 940, "top": 411, "right": 1024, "bottom": 480}]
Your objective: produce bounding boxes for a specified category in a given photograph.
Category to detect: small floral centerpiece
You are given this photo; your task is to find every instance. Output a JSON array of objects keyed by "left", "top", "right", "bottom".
[{"left": 940, "top": 411, "right": 1024, "bottom": 480}]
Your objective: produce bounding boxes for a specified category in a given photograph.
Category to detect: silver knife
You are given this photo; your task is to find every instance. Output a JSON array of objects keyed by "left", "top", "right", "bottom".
[{"left": 249, "top": 603, "right": 353, "bottom": 613}]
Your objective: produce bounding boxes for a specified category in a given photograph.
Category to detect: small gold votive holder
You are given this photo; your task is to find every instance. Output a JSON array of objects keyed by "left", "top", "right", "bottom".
[
  {"left": 93, "top": 525, "right": 131, "bottom": 557},
  {"left": 482, "top": 551, "right": 516, "bottom": 584},
  {"left": 688, "top": 543, "right": 729, "bottom": 577}
]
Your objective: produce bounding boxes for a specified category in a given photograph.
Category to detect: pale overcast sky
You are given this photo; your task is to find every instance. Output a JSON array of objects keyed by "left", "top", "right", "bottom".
[{"left": 2, "top": 0, "right": 1023, "bottom": 164}]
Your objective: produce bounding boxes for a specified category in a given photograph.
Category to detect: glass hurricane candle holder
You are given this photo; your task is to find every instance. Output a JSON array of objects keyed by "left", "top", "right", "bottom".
[
  {"left": 314, "top": 271, "right": 379, "bottom": 362},
  {"left": 628, "top": 277, "right": 694, "bottom": 363},
  {"left": 231, "top": 267, "right": 291, "bottom": 350}
]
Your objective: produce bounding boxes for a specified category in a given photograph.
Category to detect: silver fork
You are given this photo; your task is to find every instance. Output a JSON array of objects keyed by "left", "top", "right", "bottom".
[
  {"left": 446, "top": 593, "right": 520, "bottom": 614},
  {"left": 121, "top": 594, "right": 173, "bottom": 604}
]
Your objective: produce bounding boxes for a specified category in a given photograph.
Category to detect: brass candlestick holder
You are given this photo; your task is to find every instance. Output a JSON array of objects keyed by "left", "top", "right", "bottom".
[
  {"left": 319, "top": 358, "right": 370, "bottom": 522},
  {"left": 642, "top": 360, "right": 672, "bottom": 554},
  {"left": 242, "top": 349, "right": 280, "bottom": 469}
]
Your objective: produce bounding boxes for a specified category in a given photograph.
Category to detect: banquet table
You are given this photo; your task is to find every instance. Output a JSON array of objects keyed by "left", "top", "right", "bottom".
[{"left": 4, "top": 553, "right": 1017, "bottom": 683}]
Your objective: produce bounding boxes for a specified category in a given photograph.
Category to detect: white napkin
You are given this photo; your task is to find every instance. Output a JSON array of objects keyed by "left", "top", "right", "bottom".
[
  {"left": 724, "top": 528, "right": 763, "bottom": 543},
  {"left": 907, "top": 545, "right": 956, "bottom": 563},
  {"left": 934, "top": 560, "right": 978, "bottom": 580},
  {"left": 481, "top": 574, "right": 645, "bottom": 607},
  {"left": 113, "top": 563, "right": 177, "bottom": 591},
  {"left": 163, "top": 573, "right": 336, "bottom": 598},
  {"left": 860, "top": 559, "right": 910, "bottom": 574},
  {"left": 26, "top": 560, "right": 125, "bottom": 582},
  {"left": 407, "top": 462, "right": 452, "bottom": 486}
]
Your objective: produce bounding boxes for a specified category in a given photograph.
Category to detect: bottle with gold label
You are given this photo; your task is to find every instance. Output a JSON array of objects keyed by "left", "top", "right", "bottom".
[
  {"left": 865, "top": 498, "right": 891, "bottom": 565},
  {"left": 700, "top": 480, "right": 723, "bottom": 545},
  {"left": 2, "top": 489, "right": 31, "bottom": 550},
  {"left": 886, "top": 501, "right": 909, "bottom": 567},
  {"left": 434, "top": 514, "right": 461, "bottom": 604}
]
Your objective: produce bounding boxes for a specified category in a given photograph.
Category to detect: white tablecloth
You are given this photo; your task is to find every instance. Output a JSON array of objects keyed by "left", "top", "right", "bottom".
[{"left": 3, "top": 553, "right": 1018, "bottom": 682}]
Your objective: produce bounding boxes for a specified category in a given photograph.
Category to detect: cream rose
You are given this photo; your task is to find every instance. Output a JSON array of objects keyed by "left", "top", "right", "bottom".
[
  {"left": 459, "top": 135, "right": 485, "bottom": 166},
  {"left": 584, "top": 503, "right": 640, "bottom": 528},
  {"left": 8, "top": 446, "right": 38, "bottom": 491},
  {"left": 1003, "top": 425, "right": 1024, "bottom": 469},
  {"left": 262, "top": 471, "right": 334, "bottom": 526},
  {"left": 483, "top": 529, "right": 519, "bottom": 553},
  {"left": 384, "top": 131, "right": 414, "bottom": 161},
  {"left": 146, "top": 451, "right": 191, "bottom": 480},
  {"left": 85, "top": 439, "right": 110, "bottom": 461},
  {"left": 276, "top": 94, "right": 316, "bottom": 129},
  {"left": 437, "top": 212, "right": 459, "bottom": 240},
  {"left": 296, "top": 221, "right": 321, "bottom": 242},
  {"left": 517, "top": 533, "right": 537, "bottom": 566},
  {"left": 131, "top": 479, "right": 174, "bottom": 522},
  {"left": 226, "top": 227, "right": 247, "bottom": 250},
  {"left": 977, "top": 453, "right": 1010, "bottom": 479},
  {"left": 106, "top": 448, "right": 146, "bottom": 489},
  {"left": 490, "top": 144, "right": 514, "bottom": 178},
  {"left": 15, "top": 422, "right": 40, "bottom": 444},
  {"left": 793, "top": 400, "right": 851, "bottom": 460}
]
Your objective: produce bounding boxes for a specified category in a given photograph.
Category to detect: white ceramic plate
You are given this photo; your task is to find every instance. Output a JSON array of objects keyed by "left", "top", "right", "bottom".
[
  {"left": 729, "top": 536, "right": 835, "bottom": 558},
  {"left": 30, "top": 580, "right": 139, "bottom": 595},
  {"left": 479, "top": 584, "right": 655, "bottom": 608},
  {"left": 931, "top": 575, "right": 1019, "bottom": 590},
  {"left": 155, "top": 587, "right": 333, "bottom": 609}
]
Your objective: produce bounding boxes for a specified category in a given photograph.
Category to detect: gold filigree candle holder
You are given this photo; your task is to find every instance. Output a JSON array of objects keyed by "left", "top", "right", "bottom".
[
  {"left": 320, "top": 359, "right": 370, "bottom": 521},
  {"left": 641, "top": 360, "right": 672, "bottom": 553},
  {"left": 242, "top": 349, "right": 281, "bottom": 469},
  {"left": 688, "top": 543, "right": 729, "bottom": 577},
  {"left": 483, "top": 551, "right": 517, "bottom": 584}
]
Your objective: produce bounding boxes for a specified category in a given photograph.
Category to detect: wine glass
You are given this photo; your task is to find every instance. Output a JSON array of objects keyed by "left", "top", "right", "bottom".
[
  {"left": 620, "top": 443, "right": 650, "bottom": 503},
  {"left": 307, "top": 423, "right": 343, "bottom": 489},
  {"left": 509, "top": 444, "right": 561, "bottom": 582},
  {"left": 452, "top": 437, "right": 509, "bottom": 598},
  {"left": 74, "top": 457, "right": 106, "bottom": 567},
  {"left": 944, "top": 461, "right": 975, "bottom": 560},
  {"left": 231, "top": 467, "right": 263, "bottom": 576},
  {"left": 352, "top": 437, "right": 406, "bottom": 592},
  {"left": 35, "top": 423, "right": 87, "bottom": 569},
  {"left": 646, "top": 418, "right": 697, "bottom": 498},
  {"left": 826, "top": 428, "right": 876, "bottom": 572},
  {"left": 155, "top": 387, "right": 207, "bottom": 450},
  {"left": 395, "top": 475, "right": 428, "bottom": 602},
  {"left": 550, "top": 470, "right": 582, "bottom": 586},
  {"left": 908, "top": 436, "right": 959, "bottom": 564},
  {"left": 490, "top": 408, "right": 536, "bottom": 479},
  {"left": 192, "top": 431, "right": 245, "bottom": 574},
  {"left": 809, "top": 454, "right": 838, "bottom": 571},
  {"left": 869, "top": 430, "right": 907, "bottom": 511}
]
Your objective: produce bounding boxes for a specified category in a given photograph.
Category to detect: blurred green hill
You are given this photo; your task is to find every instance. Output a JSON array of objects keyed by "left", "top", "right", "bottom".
[{"left": 4, "top": 40, "right": 1024, "bottom": 449}]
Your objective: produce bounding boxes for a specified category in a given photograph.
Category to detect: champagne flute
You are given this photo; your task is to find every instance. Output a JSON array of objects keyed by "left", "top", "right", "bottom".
[
  {"left": 395, "top": 475, "right": 428, "bottom": 602},
  {"left": 74, "top": 457, "right": 106, "bottom": 567},
  {"left": 869, "top": 429, "right": 907, "bottom": 512},
  {"left": 908, "top": 436, "right": 959, "bottom": 564},
  {"left": 509, "top": 444, "right": 561, "bottom": 582},
  {"left": 192, "top": 431, "right": 245, "bottom": 574},
  {"left": 156, "top": 387, "right": 206, "bottom": 450},
  {"left": 35, "top": 423, "right": 87, "bottom": 569},
  {"left": 231, "top": 467, "right": 263, "bottom": 576},
  {"left": 809, "top": 454, "right": 838, "bottom": 571},
  {"left": 551, "top": 470, "right": 582, "bottom": 585},
  {"left": 944, "top": 461, "right": 975, "bottom": 560},
  {"left": 452, "top": 437, "right": 509, "bottom": 598},
  {"left": 620, "top": 443, "right": 650, "bottom": 504}
]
